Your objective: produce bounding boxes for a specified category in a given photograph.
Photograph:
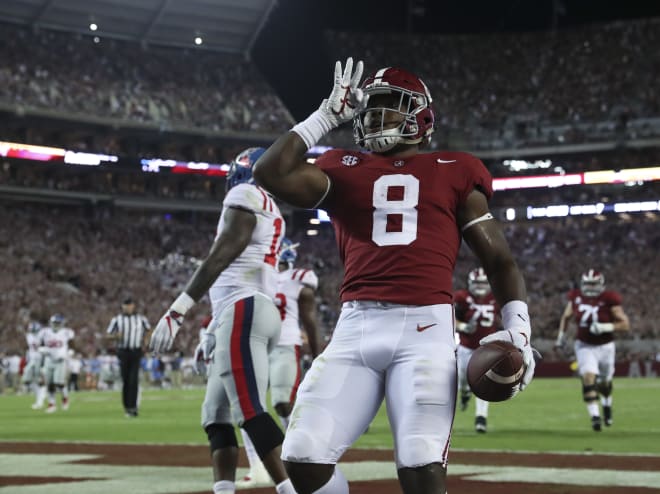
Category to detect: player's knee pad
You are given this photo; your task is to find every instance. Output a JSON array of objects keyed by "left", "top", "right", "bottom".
[
  {"left": 241, "top": 412, "right": 284, "bottom": 460},
  {"left": 582, "top": 384, "right": 598, "bottom": 402},
  {"left": 598, "top": 380, "right": 613, "bottom": 397},
  {"left": 204, "top": 423, "right": 237, "bottom": 453}
]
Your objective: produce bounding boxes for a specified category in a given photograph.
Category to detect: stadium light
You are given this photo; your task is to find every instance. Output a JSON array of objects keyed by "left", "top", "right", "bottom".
[
  {"left": 194, "top": 37, "right": 203, "bottom": 45},
  {"left": 89, "top": 23, "right": 98, "bottom": 31}
]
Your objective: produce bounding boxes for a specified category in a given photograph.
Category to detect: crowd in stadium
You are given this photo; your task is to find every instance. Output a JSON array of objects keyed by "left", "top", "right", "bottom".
[
  {"left": 0, "top": 23, "right": 293, "bottom": 134},
  {"left": 323, "top": 17, "right": 660, "bottom": 149},
  {"left": 1, "top": 200, "right": 658, "bottom": 366}
]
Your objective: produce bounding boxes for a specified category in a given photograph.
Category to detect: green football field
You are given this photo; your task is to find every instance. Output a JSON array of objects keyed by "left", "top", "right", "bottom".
[{"left": 1, "top": 378, "right": 659, "bottom": 454}]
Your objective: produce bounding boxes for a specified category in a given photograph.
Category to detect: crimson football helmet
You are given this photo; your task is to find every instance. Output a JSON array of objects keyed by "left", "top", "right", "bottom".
[
  {"left": 353, "top": 67, "right": 435, "bottom": 152},
  {"left": 580, "top": 270, "right": 605, "bottom": 297},
  {"left": 468, "top": 268, "right": 491, "bottom": 297}
]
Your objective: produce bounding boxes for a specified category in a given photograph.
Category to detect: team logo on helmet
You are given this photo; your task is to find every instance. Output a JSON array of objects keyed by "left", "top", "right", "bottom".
[
  {"left": 353, "top": 67, "right": 435, "bottom": 153},
  {"left": 225, "top": 147, "right": 267, "bottom": 191}
]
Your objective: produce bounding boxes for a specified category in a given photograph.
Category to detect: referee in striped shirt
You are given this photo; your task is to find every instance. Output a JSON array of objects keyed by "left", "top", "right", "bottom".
[{"left": 106, "top": 297, "right": 150, "bottom": 417}]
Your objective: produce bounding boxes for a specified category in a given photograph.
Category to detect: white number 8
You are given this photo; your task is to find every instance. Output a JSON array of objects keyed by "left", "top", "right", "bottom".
[{"left": 372, "top": 175, "right": 419, "bottom": 246}]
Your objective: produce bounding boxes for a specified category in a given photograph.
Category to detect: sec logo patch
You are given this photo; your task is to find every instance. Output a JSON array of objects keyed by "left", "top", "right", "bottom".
[{"left": 341, "top": 155, "right": 359, "bottom": 167}]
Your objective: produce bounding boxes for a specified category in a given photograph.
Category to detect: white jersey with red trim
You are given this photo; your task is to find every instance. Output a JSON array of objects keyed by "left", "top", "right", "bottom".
[
  {"left": 26, "top": 331, "right": 43, "bottom": 363},
  {"left": 210, "top": 183, "right": 285, "bottom": 314},
  {"left": 275, "top": 268, "right": 318, "bottom": 346},
  {"left": 41, "top": 327, "right": 75, "bottom": 361}
]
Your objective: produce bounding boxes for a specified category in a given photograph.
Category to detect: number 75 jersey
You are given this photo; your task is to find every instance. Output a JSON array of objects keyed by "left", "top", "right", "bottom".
[
  {"left": 316, "top": 150, "right": 493, "bottom": 306},
  {"left": 210, "top": 183, "right": 285, "bottom": 311}
]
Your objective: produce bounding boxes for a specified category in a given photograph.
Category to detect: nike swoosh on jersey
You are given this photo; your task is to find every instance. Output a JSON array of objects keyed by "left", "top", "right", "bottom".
[
  {"left": 436, "top": 159, "right": 457, "bottom": 163},
  {"left": 416, "top": 323, "right": 437, "bottom": 332}
]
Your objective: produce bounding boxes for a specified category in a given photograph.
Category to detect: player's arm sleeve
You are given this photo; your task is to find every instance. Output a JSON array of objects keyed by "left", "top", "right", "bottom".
[
  {"left": 457, "top": 153, "right": 494, "bottom": 206},
  {"left": 301, "top": 270, "right": 319, "bottom": 291},
  {"left": 223, "top": 183, "right": 267, "bottom": 214}
]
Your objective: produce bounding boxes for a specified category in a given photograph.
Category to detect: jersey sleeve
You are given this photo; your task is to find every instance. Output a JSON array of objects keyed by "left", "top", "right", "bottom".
[
  {"left": 603, "top": 290, "right": 623, "bottom": 306},
  {"left": 301, "top": 270, "right": 319, "bottom": 290},
  {"left": 567, "top": 288, "right": 579, "bottom": 302},
  {"left": 456, "top": 153, "right": 493, "bottom": 205},
  {"left": 313, "top": 149, "right": 353, "bottom": 213},
  {"left": 223, "top": 183, "right": 268, "bottom": 213}
]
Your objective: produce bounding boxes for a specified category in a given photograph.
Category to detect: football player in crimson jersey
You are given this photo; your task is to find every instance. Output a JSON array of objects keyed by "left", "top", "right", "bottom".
[
  {"left": 238, "top": 238, "right": 322, "bottom": 489},
  {"left": 149, "top": 148, "right": 297, "bottom": 494},
  {"left": 454, "top": 268, "right": 500, "bottom": 433},
  {"left": 555, "top": 270, "right": 630, "bottom": 431},
  {"left": 253, "top": 58, "right": 537, "bottom": 494}
]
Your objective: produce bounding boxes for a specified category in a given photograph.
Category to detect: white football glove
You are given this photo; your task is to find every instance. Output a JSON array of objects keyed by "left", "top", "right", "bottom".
[
  {"left": 480, "top": 328, "right": 539, "bottom": 391},
  {"left": 192, "top": 335, "right": 213, "bottom": 375},
  {"left": 590, "top": 322, "right": 614, "bottom": 335},
  {"left": 149, "top": 293, "right": 195, "bottom": 353},
  {"left": 320, "top": 57, "right": 364, "bottom": 128},
  {"left": 456, "top": 320, "right": 478, "bottom": 334}
]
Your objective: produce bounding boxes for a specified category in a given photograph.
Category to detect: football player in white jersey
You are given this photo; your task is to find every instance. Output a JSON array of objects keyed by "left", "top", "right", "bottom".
[
  {"left": 238, "top": 238, "right": 321, "bottom": 488},
  {"left": 22, "top": 321, "right": 47, "bottom": 409},
  {"left": 149, "top": 147, "right": 297, "bottom": 494},
  {"left": 41, "top": 314, "right": 76, "bottom": 413}
]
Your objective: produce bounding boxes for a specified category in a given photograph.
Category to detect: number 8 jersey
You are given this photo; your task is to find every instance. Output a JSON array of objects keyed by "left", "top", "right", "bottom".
[
  {"left": 315, "top": 150, "right": 493, "bottom": 305},
  {"left": 210, "top": 183, "right": 285, "bottom": 314}
]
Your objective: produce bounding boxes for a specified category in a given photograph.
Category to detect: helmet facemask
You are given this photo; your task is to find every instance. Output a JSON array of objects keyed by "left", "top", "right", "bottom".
[{"left": 354, "top": 88, "right": 428, "bottom": 153}]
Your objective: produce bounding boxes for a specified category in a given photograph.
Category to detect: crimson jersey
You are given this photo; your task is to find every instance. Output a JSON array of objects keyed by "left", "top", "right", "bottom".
[
  {"left": 568, "top": 289, "right": 622, "bottom": 345},
  {"left": 317, "top": 150, "right": 493, "bottom": 305},
  {"left": 453, "top": 290, "right": 499, "bottom": 349}
]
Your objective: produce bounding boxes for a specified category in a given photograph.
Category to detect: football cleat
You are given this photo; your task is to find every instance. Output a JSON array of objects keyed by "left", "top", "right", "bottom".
[
  {"left": 45, "top": 404, "right": 57, "bottom": 414},
  {"left": 591, "top": 415, "right": 602, "bottom": 432},
  {"left": 62, "top": 399, "right": 69, "bottom": 411},
  {"left": 603, "top": 406, "right": 613, "bottom": 426},
  {"left": 475, "top": 415, "right": 487, "bottom": 433}
]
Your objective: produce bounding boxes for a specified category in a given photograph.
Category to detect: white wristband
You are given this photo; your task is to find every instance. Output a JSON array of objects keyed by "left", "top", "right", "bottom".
[
  {"left": 291, "top": 109, "right": 335, "bottom": 149},
  {"left": 171, "top": 292, "right": 195, "bottom": 315},
  {"left": 598, "top": 323, "right": 615, "bottom": 333},
  {"left": 501, "top": 300, "right": 531, "bottom": 337}
]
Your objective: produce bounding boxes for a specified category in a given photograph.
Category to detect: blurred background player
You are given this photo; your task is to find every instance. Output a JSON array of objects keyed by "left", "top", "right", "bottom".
[
  {"left": 555, "top": 270, "right": 630, "bottom": 431},
  {"left": 238, "top": 238, "right": 321, "bottom": 488},
  {"left": 150, "top": 147, "right": 297, "bottom": 494},
  {"left": 454, "top": 267, "right": 500, "bottom": 433},
  {"left": 41, "top": 314, "right": 76, "bottom": 413},
  {"left": 22, "top": 321, "right": 47, "bottom": 409}
]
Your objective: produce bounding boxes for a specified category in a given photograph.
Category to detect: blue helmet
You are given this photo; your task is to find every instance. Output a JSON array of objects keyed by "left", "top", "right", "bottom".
[
  {"left": 28, "top": 321, "right": 42, "bottom": 333},
  {"left": 49, "top": 313, "right": 65, "bottom": 329},
  {"left": 278, "top": 238, "right": 299, "bottom": 267},
  {"left": 225, "top": 147, "right": 267, "bottom": 191}
]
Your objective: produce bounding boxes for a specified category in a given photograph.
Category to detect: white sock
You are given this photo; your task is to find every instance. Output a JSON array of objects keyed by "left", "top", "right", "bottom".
[
  {"left": 311, "top": 467, "right": 348, "bottom": 494},
  {"left": 587, "top": 402, "right": 600, "bottom": 417},
  {"left": 475, "top": 398, "right": 489, "bottom": 418},
  {"left": 275, "top": 478, "right": 297, "bottom": 494},
  {"left": 601, "top": 396, "right": 612, "bottom": 407},
  {"left": 48, "top": 392, "right": 56, "bottom": 406},
  {"left": 240, "top": 429, "right": 261, "bottom": 468},
  {"left": 213, "top": 480, "right": 234, "bottom": 493},
  {"left": 36, "top": 386, "right": 47, "bottom": 405},
  {"left": 61, "top": 386, "right": 69, "bottom": 400}
]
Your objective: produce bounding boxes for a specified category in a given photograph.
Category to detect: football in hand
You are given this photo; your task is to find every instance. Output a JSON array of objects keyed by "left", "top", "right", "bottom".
[{"left": 467, "top": 340, "right": 525, "bottom": 402}]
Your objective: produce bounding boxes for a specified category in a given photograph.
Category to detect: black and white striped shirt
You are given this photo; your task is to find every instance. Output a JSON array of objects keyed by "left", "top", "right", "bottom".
[{"left": 107, "top": 314, "right": 151, "bottom": 350}]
